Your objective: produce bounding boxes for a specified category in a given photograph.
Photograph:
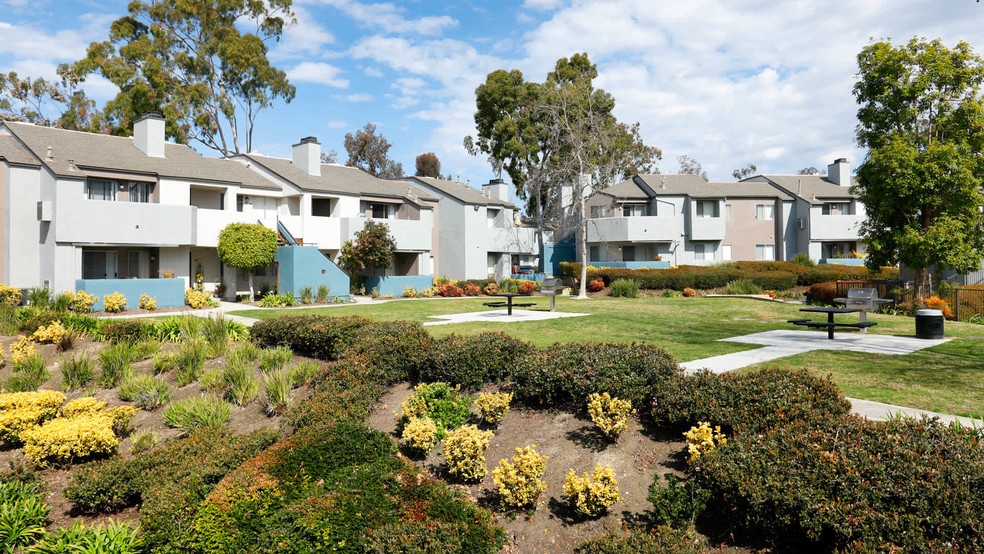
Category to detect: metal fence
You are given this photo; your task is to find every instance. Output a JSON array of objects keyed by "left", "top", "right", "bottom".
[{"left": 834, "top": 279, "right": 984, "bottom": 321}]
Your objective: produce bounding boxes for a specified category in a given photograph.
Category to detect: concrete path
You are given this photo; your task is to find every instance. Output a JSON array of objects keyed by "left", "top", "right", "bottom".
[
  {"left": 679, "top": 329, "right": 976, "bottom": 426},
  {"left": 423, "top": 308, "right": 589, "bottom": 326}
]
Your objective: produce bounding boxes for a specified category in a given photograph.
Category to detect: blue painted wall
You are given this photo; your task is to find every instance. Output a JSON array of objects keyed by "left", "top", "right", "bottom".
[
  {"left": 819, "top": 258, "right": 866, "bottom": 267},
  {"left": 510, "top": 273, "right": 547, "bottom": 282},
  {"left": 75, "top": 278, "right": 186, "bottom": 311},
  {"left": 276, "top": 246, "right": 351, "bottom": 300},
  {"left": 365, "top": 275, "right": 433, "bottom": 297},
  {"left": 588, "top": 261, "right": 670, "bottom": 270},
  {"left": 541, "top": 238, "right": 575, "bottom": 276}
]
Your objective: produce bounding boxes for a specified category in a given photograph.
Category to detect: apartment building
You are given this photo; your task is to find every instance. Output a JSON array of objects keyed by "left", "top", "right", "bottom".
[
  {"left": 402, "top": 176, "right": 536, "bottom": 280},
  {"left": 584, "top": 159, "right": 864, "bottom": 265}
]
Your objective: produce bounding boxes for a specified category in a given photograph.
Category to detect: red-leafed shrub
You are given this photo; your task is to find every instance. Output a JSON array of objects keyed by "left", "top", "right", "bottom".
[
  {"left": 808, "top": 281, "right": 837, "bottom": 305},
  {"left": 463, "top": 283, "right": 482, "bottom": 296},
  {"left": 682, "top": 288, "right": 697, "bottom": 297},
  {"left": 587, "top": 277, "right": 605, "bottom": 292},
  {"left": 437, "top": 283, "right": 464, "bottom": 297},
  {"left": 518, "top": 282, "right": 536, "bottom": 295}
]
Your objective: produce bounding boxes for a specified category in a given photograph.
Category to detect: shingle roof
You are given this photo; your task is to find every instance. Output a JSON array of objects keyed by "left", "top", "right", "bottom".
[
  {"left": 0, "top": 134, "right": 39, "bottom": 167},
  {"left": 402, "top": 176, "right": 514, "bottom": 208},
  {"left": 2, "top": 122, "right": 279, "bottom": 190},
  {"left": 241, "top": 154, "right": 436, "bottom": 202},
  {"left": 749, "top": 175, "right": 858, "bottom": 203},
  {"left": 600, "top": 174, "right": 794, "bottom": 201}
]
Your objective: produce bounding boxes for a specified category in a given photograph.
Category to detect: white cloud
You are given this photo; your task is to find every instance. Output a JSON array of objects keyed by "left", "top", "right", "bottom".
[
  {"left": 333, "top": 93, "right": 373, "bottom": 102},
  {"left": 522, "top": 0, "right": 564, "bottom": 10},
  {"left": 271, "top": 6, "right": 336, "bottom": 60},
  {"left": 0, "top": 21, "right": 88, "bottom": 64},
  {"left": 394, "top": 77, "right": 427, "bottom": 90},
  {"left": 363, "top": 66, "right": 384, "bottom": 77},
  {"left": 325, "top": 120, "right": 348, "bottom": 129},
  {"left": 308, "top": 0, "right": 457, "bottom": 36},
  {"left": 287, "top": 62, "right": 349, "bottom": 87}
]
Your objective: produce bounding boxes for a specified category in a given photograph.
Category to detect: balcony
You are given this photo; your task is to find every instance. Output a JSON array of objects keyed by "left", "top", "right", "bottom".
[
  {"left": 687, "top": 215, "right": 726, "bottom": 241},
  {"left": 193, "top": 209, "right": 271, "bottom": 247},
  {"left": 55, "top": 199, "right": 195, "bottom": 246},
  {"left": 342, "top": 217, "right": 432, "bottom": 251},
  {"left": 485, "top": 226, "right": 537, "bottom": 254},
  {"left": 586, "top": 216, "right": 676, "bottom": 243},
  {"left": 811, "top": 214, "right": 863, "bottom": 241},
  {"left": 299, "top": 216, "right": 343, "bottom": 249}
]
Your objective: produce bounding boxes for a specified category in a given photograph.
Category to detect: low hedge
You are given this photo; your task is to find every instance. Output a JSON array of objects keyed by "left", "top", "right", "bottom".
[
  {"left": 574, "top": 526, "right": 708, "bottom": 553},
  {"left": 419, "top": 332, "right": 537, "bottom": 389},
  {"left": 559, "top": 261, "right": 898, "bottom": 291},
  {"left": 809, "top": 281, "right": 838, "bottom": 305},
  {"left": 697, "top": 416, "right": 984, "bottom": 551},
  {"left": 101, "top": 320, "right": 147, "bottom": 344}
]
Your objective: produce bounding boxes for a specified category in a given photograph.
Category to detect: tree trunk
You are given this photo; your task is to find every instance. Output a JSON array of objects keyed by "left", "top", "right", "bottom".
[
  {"left": 248, "top": 272, "right": 255, "bottom": 302},
  {"left": 577, "top": 185, "right": 589, "bottom": 299},
  {"left": 914, "top": 267, "right": 929, "bottom": 299}
]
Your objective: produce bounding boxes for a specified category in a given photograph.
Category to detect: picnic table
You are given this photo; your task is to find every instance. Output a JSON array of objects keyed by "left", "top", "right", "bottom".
[
  {"left": 788, "top": 307, "right": 877, "bottom": 340},
  {"left": 483, "top": 292, "right": 536, "bottom": 316}
]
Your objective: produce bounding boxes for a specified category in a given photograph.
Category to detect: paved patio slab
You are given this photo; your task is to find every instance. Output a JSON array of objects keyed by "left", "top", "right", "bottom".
[{"left": 423, "top": 309, "right": 589, "bottom": 326}]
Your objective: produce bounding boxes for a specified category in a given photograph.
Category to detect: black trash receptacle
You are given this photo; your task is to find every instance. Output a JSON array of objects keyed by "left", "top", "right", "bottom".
[{"left": 915, "top": 309, "right": 945, "bottom": 339}]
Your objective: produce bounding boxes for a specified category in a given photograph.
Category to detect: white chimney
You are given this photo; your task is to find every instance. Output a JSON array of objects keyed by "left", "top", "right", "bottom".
[
  {"left": 827, "top": 158, "right": 850, "bottom": 187},
  {"left": 133, "top": 111, "right": 165, "bottom": 158},
  {"left": 481, "top": 178, "right": 510, "bottom": 202},
  {"left": 292, "top": 136, "right": 321, "bottom": 176}
]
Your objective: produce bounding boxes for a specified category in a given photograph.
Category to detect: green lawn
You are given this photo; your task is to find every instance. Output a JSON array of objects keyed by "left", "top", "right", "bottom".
[{"left": 234, "top": 296, "right": 984, "bottom": 417}]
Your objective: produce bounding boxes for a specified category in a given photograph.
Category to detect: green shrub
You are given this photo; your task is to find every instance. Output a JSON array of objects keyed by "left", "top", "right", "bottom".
[
  {"left": 164, "top": 396, "right": 232, "bottom": 433},
  {"left": 258, "top": 292, "right": 295, "bottom": 307},
  {"left": 573, "top": 526, "right": 708, "bottom": 553},
  {"left": 286, "top": 360, "right": 319, "bottom": 387},
  {"left": 340, "top": 320, "right": 434, "bottom": 383},
  {"left": 102, "top": 320, "right": 146, "bottom": 344},
  {"left": 511, "top": 342, "right": 680, "bottom": 408},
  {"left": 261, "top": 369, "right": 293, "bottom": 415},
  {"left": 790, "top": 252, "right": 815, "bottom": 267},
  {"left": 227, "top": 342, "right": 259, "bottom": 366},
  {"left": 0, "top": 480, "right": 49, "bottom": 550},
  {"left": 5, "top": 354, "right": 50, "bottom": 392},
  {"left": 221, "top": 361, "right": 259, "bottom": 406},
  {"left": 419, "top": 332, "right": 536, "bottom": 389},
  {"left": 648, "top": 473, "right": 711, "bottom": 527},
  {"left": 60, "top": 353, "right": 94, "bottom": 390},
  {"left": 97, "top": 343, "right": 134, "bottom": 388},
  {"left": 131, "top": 338, "right": 161, "bottom": 361},
  {"left": 173, "top": 340, "right": 207, "bottom": 386},
  {"left": 259, "top": 345, "right": 292, "bottom": 373},
  {"left": 299, "top": 285, "right": 313, "bottom": 304},
  {"left": 58, "top": 313, "right": 101, "bottom": 337},
  {"left": 201, "top": 315, "right": 232, "bottom": 357},
  {"left": 151, "top": 351, "right": 174, "bottom": 374},
  {"left": 609, "top": 278, "right": 639, "bottom": 298},
  {"left": 316, "top": 284, "right": 330, "bottom": 303},
  {"left": 27, "top": 287, "right": 53, "bottom": 310},
  {"left": 398, "top": 382, "right": 473, "bottom": 440},
  {"left": 725, "top": 278, "right": 763, "bottom": 295},
  {"left": 17, "top": 311, "right": 57, "bottom": 336},
  {"left": 283, "top": 358, "right": 386, "bottom": 430},
  {"left": 118, "top": 374, "right": 172, "bottom": 410}
]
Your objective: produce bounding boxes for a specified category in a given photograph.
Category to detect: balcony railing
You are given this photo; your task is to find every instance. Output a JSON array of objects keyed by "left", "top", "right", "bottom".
[{"left": 586, "top": 216, "right": 676, "bottom": 243}]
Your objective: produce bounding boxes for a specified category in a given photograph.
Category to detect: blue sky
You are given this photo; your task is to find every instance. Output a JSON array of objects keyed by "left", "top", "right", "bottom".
[{"left": 2, "top": 0, "right": 983, "bottom": 186}]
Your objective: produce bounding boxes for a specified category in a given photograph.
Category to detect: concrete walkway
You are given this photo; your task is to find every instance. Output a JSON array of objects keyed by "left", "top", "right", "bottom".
[
  {"left": 680, "top": 329, "right": 977, "bottom": 426},
  {"left": 423, "top": 308, "right": 589, "bottom": 326}
]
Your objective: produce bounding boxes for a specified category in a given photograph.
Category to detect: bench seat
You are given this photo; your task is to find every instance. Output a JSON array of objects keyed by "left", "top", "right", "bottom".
[
  {"left": 787, "top": 319, "right": 811, "bottom": 324},
  {"left": 482, "top": 302, "right": 507, "bottom": 308},
  {"left": 512, "top": 302, "right": 536, "bottom": 308}
]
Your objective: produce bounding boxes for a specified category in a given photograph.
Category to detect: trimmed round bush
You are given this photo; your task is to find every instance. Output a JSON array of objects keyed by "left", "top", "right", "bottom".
[{"left": 419, "top": 332, "right": 536, "bottom": 389}]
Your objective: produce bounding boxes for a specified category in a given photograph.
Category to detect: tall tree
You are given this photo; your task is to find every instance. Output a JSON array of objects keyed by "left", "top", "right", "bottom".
[
  {"left": 415, "top": 152, "right": 441, "bottom": 178},
  {"left": 338, "top": 220, "right": 397, "bottom": 278},
  {"left": 677, "top": 155, "right": 708, "bottom": 180},
  {"left": 217, "top": 223, "right": 278, "bottom": 301},
  {"left": 465, "top": 53, "right": 660, "bottom": 271},
  {"left": 798, "top": 166, "right": 821, "bottom": 175},
  {"left": 344, "top": 123, "right": 404, "bottom": 178},
  {"left": 853, "top": 37, "right": 984, "bottom": 297},
  {"left": 0, "top": 72, "right": 101, "bottom": 131},
  {"left": 732, "top": 163, "right": 757, "bottom": 180},
  {"left": 321, "top": 150, "right": 338, "bottom": 164},
  {"left": 65, "top": 0, "right": 295, "bottom": 156}
]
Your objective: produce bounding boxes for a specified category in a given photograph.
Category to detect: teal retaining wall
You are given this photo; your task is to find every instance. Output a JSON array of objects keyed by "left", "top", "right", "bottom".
[
  {"left": 276, "top": 246, "right": 351, "bottom": 300},
  {"left": 588, "top": 261, "right": 670, "bottom": 270},
  {"left": 541, "top": 239, "right": 575, "bottom": 277},
  {"left": 75, "top": 278, "right": 185, "bottom": 311},
  {"left": 365, "top": 275, "right": 433, "bottom": 297},
  {"left": 819, "top": 258, "right": 866, "bottom": 266},
  {"left": 510, "top": 273, "right": 547, "bottom": 282}
]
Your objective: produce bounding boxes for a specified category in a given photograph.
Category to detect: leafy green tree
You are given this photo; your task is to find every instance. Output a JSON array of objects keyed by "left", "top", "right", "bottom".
[
  {"left": 853, "top": 37, "right": 984, "bottom": 296},
  {"left": 677, "top": 155, "right": 707, "bottom": 180},
  {"left": 342, "top": 220, "right": 397, "bottom": 277},
  {"left": 798, "top": 166, "right": 821, "bottom": 175},
  {"left": 344, "top": 123, "right": 404, "bottom": 178},
  {"left": 64, "top": 0, "right": 295, "bottom": 155},
  {"left": 217, "top": 223, "right": 278, "bottom": 300},
  {"left": 0, "top": 72, "right": 101, "bottom": 130},
  {"left": 415, "top": 152, "right": 441, "bottom": 178}
]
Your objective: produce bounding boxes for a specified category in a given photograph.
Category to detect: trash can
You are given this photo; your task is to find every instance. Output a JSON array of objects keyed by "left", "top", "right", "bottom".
[{"left": 915, "top": 309, "right": 945, "bottom": 339}]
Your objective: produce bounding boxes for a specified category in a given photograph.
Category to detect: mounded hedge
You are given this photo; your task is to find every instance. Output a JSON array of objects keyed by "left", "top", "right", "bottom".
[{"left": 560, "top": 261, "right": 898, "bottom": 291}]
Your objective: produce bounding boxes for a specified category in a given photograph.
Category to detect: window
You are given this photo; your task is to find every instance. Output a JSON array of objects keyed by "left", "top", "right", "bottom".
[
  {"left": 82, "top": 250, "right": 117, "bottom": 279},
  {"left": 696, "top": 200, "right": 719, "bottom": 218},
  {"left": 487, "top": 208, "right": 500, "bottom": 228},
  {"left": 622, "top": 245, "right": 636, "bottom": 262},
  {"left": 86, "top": 179, "right": 115, "bottom": 201},
  {"left": 755, "top": 204, "right": 775, "bottom": 220},
  {"left": 725, "top": 204, "right": 732, "bottom": 220},
  {"left": 129, "top": 182, "right": 150, "bottom": 203},
  {"left": 722, "top": 245, "right": 733, "bottom": 261},
  {"left": 237, "top": 195, "right": 246, "bottom": 212},
  {"left": 822, "top": 242, "right": 854, "bottom": 259},
  {"left": 694, "top": 243, "right": 715, "bottom": 261},
  {"left": 589, "top": 245, "right": 600, "bottom": 262},
  {"left": 312, "top": 198, "right": 332, "bottom": 217},
  {"left": 622, "top": 204, "right": 648, "bottom": 217},
  {"left": 370, "top": 203, "right": 391, "bottom": 219},
  {"left": 821, "top": 202, "right": 852, "bottom": 215},
  {"left": 756, "top": 244, "right": 775, "bottom": 261},
  {"left": 590, "top": 205, "right": 610, "bottom": 218}
]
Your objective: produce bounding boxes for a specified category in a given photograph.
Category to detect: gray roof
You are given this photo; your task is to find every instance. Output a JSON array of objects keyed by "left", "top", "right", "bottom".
[
  {"left": 2, "top": 121, "right": 279, "bottom": 190},
  {"left": 0, "top": 134, "right": 40, "bottom": 167},
  {"left": 401, "top": 176, "right": 514, "bottom": 208},
  {"left": 600, "top": 174, "right": 794, "bottom": 201},
  {"left": 748, "top": 175, "right": 858, "bottom": 203},
  {"left": 241, "top": 154, "right": 436, "bottom": 203}
]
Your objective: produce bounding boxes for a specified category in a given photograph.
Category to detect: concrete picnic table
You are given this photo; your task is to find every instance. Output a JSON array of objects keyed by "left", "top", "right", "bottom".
[{"left": 789, "top": 306, "right": 876, "bottom": 340}]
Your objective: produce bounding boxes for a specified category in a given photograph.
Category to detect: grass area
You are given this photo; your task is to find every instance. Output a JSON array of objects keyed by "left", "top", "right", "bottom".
[{"left": 235, "top": 296, "right": 984, "bottom": 417}]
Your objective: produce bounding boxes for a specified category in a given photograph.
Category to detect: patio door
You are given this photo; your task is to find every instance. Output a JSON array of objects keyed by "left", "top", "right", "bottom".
[
  {"left": 128, "top": 251, "right": 150, "bottom": 279},
  {"left": 82, "top": 250, "right": 118, "bottom": 279}
]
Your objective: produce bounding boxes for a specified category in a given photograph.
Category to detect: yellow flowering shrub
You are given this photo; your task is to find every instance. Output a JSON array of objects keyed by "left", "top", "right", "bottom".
[
  {"left": 401, "top": 417, "right": 438, "bottom": 453},
  {"left": 402, "top": 286, "right": 419, "bottom": 298},
  {"left": 104, "top": 406, "right": 137, "bottom": 435},
  {"left": 103, "top": 292, "right": 127, "bottom": 313},
  {"left": 444, "top": 425, "right": 493, "bottom": 482},
  {"left": 185, "top": 288, "right": 215, "bottom": 309},
  {"left": 139, "top": 294, "right": 157, "bottom": 310},
  {"left": 70, "top": 291, "right": 98, "bottom": 314},
  {"left": 62, "top": 397, "right": 106, "bottom": 418},
  {"left": 30, "top": 321, "right": 69, "bottom": 344},
  {"left": 475, "top": 392, "right": 512, "bottom": 424},
  {"left": 563, "top": 464, "right": 621, "bottom": 517},
  {"left": 587, "top": 392, "right": 635, "bottom": 439},
  {"left": 419, "top": 287, "right": 436, "bottom": 298},
  {"left": 492, "top": 445, "right": 547, "bottom": 509},
  {"left": 10, "top": 336, "right": 38, "bottom": 364},
  {"left": 684, "top": 421, "right": 727, "bottom": 464},
  {"left": 21, "top": 412, "right": 120, "bottom": 464},
  {"left": 0, "top": 284, "right": 22, "bottom": 307},
  {"left": 0, "top": 390, "right": 66, "bottom": 442}
]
